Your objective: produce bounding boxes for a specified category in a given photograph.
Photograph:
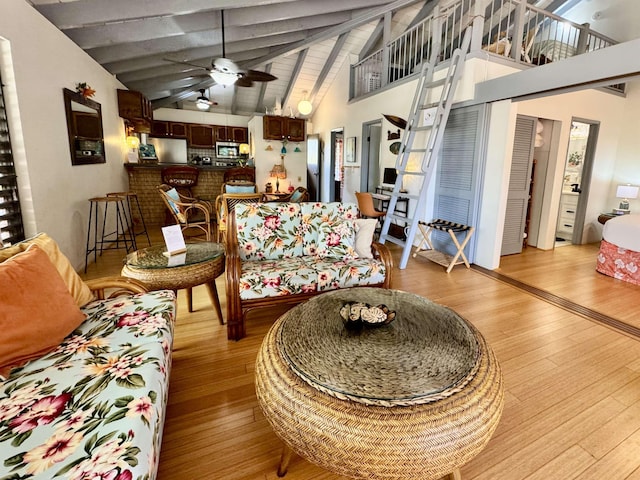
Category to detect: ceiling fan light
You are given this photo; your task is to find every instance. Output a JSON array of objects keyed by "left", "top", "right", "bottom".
[
  {"left": 298, "top": 99, "right": 313, "bottom": 115},
  {"left": 196, "top": 101, "right": 210, "bottom": 111},
  {"left": 211, "top": 58, "right": 239, "bottom": 86}
]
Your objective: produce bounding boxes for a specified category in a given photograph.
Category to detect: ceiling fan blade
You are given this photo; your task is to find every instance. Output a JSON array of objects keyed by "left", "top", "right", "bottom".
[
  {"left": 243, "top": 70, "right": 277, "bottom": 82},
  {"left": 235, "top": 77, "right": 254, "bottom": 87}
]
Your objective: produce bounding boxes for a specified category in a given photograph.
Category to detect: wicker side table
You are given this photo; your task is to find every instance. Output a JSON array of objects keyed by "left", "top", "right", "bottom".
[
  {"left": 122, "top": 242, "right": 225, "bottom": 324},
  {"left": 255, "top": 288, "right": 503, "bottom": 480}
]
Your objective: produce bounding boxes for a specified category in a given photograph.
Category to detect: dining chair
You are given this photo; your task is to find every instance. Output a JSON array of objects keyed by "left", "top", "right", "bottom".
[
  {"left": 355, "top": 192, "right": 386, "bottom": 236},
  {"left": 158, "top": 184, "right": 216, "bottom": 241}
]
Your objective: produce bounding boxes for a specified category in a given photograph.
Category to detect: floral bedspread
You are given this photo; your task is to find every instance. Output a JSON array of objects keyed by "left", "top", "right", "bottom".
[
  {"left": 596, "top": 239, "right": 640, "bottom": 286},
  {"left": 0, "top": 290, "right": 176, "bottom": 480}
]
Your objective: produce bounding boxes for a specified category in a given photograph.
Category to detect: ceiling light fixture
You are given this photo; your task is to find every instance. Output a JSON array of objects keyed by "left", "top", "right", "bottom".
[
  {"left": 297, "top": 91, "right": 312, "bottom": 115},
  {"left": 196, "top": 101, "right": 210, "bottom": 111}
]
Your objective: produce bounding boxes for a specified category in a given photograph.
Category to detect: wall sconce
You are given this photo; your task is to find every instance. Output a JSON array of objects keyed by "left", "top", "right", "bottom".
[
  {"left": 298, "top": 91, "right": 312, "bottom": 116},
  {"left": 615, "top": 184, "right": 639, "bottom": 213},
  {"left": 126, "top": 135, "right": 140, "bottom": 150}
]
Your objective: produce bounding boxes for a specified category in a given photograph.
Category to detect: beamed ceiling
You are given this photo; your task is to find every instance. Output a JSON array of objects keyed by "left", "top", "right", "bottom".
[{"left": 26, "top": 0, "right": 632, "bottom": 116}]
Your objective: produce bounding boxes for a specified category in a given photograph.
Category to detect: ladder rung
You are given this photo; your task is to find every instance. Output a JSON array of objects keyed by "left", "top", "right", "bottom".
[
  {"left": 407, "top": 148, "right": 427, "bottom": 153},
  {"left": 388, "top": 214, "right": 413, "bottom": 224},
  {"left": 414, "top": 126, "right": 432, "bottom": 131},
  {"left": 381, "top": 235, "right": 406, "bottom": 247},
  {"left": 398, "top": 171, "right": 425, "bottom": 176},
  {"left": 424, "top": 78, "right": 446, "bottom": 89}
]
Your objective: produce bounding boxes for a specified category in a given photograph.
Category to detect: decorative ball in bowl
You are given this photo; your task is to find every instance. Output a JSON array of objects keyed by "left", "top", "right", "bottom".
[{"left": 339, "top": 302, "right": 396, "bottom": 329}]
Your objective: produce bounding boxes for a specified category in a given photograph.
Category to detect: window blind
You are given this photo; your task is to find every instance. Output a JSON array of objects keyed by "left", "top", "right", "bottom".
[{"left": 0, "top": 73, "right": 25, "bottom": 246}]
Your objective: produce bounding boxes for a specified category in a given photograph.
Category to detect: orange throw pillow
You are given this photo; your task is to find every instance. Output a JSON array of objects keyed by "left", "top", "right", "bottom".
[
  {"left": 0, "top": 244, "right": 86, "bottom": 379},
  {"left": 0, "top": 233, "right": 94, "bottom": 307}
]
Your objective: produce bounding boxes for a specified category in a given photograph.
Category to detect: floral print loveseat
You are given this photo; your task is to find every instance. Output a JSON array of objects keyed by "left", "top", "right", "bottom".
[
  {"left": 0, "top": 278, "right": 176, "bottom": 480},
  {"left": 225, "top": 202, "right": 393, "bottom": 340}
]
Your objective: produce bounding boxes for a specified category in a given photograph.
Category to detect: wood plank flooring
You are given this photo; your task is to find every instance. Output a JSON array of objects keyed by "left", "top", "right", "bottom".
[{"left": 82, "top": 232, "right": 640, "bottom": 480}]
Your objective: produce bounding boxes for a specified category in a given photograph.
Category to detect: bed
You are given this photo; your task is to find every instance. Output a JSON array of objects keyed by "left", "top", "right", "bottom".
[{"left": 596, "top": 214, "right": 640, "bottom": 286}]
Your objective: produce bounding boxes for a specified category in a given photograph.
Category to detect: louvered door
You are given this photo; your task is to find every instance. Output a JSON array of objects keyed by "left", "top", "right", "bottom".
[{"left": 501, "top": 115, "right": 536, "bottom": 256}]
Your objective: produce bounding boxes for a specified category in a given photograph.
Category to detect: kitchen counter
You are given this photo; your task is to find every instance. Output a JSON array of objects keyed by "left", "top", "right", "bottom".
[{"left": 125, "top": 163, "right": 243, "bottom": 226}]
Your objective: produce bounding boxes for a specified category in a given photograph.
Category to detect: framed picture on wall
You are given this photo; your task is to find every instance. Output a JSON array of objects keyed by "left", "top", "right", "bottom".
[{"left": 345, "top": 137, "right": 356, "bottom": 163}]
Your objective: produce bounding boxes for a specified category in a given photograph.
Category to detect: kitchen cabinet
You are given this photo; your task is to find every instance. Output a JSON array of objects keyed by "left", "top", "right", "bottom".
[
  {"left": 188, "top": 124, "right": 215, "bottom": 147},
  {"left": 151, "top": 121, "right": 187, "bottom": 138},
  {"left": 263, "top": 115, "right": 305, "bottom": 142},
  {"left": 117, "top": 90, "right": 153, "bottom": 122},
  {"left": 215, "top": 126, "right": 248, "bottom": 143}
]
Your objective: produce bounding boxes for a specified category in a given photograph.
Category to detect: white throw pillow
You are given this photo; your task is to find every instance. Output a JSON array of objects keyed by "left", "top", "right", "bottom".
[{"left": 354, "top": 218, "right": 377, "bottom": 259}]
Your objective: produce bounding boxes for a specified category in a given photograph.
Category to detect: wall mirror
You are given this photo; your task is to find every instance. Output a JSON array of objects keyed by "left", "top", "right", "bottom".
[{"left": 63, "top": 87, "right": 105, "bottom": 165}]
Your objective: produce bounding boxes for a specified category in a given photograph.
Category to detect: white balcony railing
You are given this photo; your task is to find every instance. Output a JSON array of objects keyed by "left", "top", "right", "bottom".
[{"left": 351, "top": 0, "right": 621, "bottom": 100}]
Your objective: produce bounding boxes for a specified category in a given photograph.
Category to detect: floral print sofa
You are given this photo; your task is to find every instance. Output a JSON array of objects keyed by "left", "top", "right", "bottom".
[
  {"left": 225, "top": 202, "right": 393, "bottom": 340},
  {"left": 0, "top": 277, "right": 176, "bottom": 480}
]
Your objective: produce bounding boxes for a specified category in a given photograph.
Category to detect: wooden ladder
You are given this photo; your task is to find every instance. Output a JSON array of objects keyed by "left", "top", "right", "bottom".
[{"left": 379, "top": 26, "right": 472, "bottom": 269}]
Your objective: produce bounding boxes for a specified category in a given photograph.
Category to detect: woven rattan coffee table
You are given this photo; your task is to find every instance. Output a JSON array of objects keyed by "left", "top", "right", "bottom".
[
  {"left": 121, "top": 242, "right": 225, "bottom": 324},
  {"left": 255, "top": 288, "right": 503, "bottom": 480}
]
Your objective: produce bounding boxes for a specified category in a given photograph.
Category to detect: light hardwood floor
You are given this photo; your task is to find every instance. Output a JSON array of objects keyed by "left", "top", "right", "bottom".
[{"left": 82, "top": 231, "right": 640, "bottom": 480}]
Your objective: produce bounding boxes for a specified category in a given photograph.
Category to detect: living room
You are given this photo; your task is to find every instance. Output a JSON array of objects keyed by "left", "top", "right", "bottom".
[{"left": 3, "top": 0, "right": 640, "bottom": 478}]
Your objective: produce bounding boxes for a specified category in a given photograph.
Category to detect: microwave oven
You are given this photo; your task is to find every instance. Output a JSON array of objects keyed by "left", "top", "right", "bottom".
[{"left": 216, "top": 141, "right": 240, "bottom": 159}]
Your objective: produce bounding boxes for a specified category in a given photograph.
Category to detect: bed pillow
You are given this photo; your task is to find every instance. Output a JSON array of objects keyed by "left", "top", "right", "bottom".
[
  {"left": 0, "top": 244, "right": 86, "bottom": 379},
  {"left": 354, "top": 218, "right": 377, "bottom": 259},
  {"left": 0, "top": 232, "right": 94, "bottom": 307},
  {"left": 316, "top": 220, "right": 359, "bottom": 259}
]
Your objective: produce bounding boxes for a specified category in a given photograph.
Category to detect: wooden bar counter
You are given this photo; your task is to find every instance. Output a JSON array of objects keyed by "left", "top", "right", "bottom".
[{"left": 125, "top": 163, "right": 228, "bottom": 226}]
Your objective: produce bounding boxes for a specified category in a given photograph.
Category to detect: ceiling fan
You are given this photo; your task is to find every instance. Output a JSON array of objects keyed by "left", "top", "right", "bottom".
[
  {"left": 189, "top": 89, "right": 217, "bottom": 111},
  {"left": 165, "top": 10, "right": 276, "bottom": 88}
]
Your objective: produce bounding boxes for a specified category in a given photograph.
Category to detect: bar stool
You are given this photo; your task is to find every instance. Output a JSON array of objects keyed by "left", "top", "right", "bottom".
[
  {"left": 106, "top": 191, "right": 151, "bottom": 248},
  {"left": 85, "top": 196, "right": 136, "bottom": 272}
]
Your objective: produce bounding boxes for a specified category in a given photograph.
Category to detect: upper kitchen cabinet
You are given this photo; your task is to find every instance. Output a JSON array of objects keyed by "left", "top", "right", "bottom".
[
  {"left": 151, "top": 120, "right": 188, "bottom": 138},
  {"left": 263, "top": 115, "right": 305, "bottom": 142},
  {"left": 117, "top": 90, "right": 153, "bottom": 132},
  {"left": 215, "top": 126, "right": 248, "bottom": 143},
  {"left": 188, "top": 124, "right": 215, "bottom": 147}
]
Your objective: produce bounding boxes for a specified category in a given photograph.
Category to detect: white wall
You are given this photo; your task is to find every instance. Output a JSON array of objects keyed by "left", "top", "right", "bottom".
[
  {"left": 1, "top": 0, "right": 128, "bottom": 270},
  {"left": 515, "top": 88, "right": 627, "bottom": 245},
  {"left": 153, "top": 107, "right": 249, "bottom": 128},
  {"left": 311, "top": 49, "right": 636, "bottom": 269}
]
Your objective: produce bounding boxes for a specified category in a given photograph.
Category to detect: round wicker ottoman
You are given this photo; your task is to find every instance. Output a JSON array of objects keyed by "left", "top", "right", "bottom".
[
  {"left": 255, "top": 288, "right": 503, "bottom": 480},
  {"left": 121, "top": 242, "right": 225, "bottom": 323}
]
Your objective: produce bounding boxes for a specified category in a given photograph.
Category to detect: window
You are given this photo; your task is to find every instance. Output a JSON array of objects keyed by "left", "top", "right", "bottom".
[{"left": 0, "top": 72, "right": 25, "bottom": 246}]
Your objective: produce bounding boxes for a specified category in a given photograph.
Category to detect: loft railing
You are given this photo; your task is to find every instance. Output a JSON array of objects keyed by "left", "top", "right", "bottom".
[{"left": 350, "top": 0, "right": 622, "bottom": 100}]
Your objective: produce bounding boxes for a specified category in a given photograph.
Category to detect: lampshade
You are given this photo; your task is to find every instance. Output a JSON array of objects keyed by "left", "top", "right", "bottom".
[
  {"left": 270, "top": 164, "right": 287, "bottom": 179},
  {"left": 210, "top": 58, "right": 239, "bottom": 86},
  {"left": 239, "top": 143, "right": 250, "bottom": 155},
  {"left": 616, "top": 184, "right": 639, "bottom": 199},
  {"left": 126, "top": 135, "right": 140, "bottom": 149},
  {"left": 298, "top": 99, "right": 312, "bottom": 115}
]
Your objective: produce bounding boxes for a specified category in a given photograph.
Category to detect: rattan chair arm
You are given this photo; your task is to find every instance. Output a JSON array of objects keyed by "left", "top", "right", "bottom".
[
  {"left": 85, "top": 276, "right": 149, "bottom": 300},
  {"left": 371, "top": 242, "right": 394, "bottom": 288},
  {"left": 225, "top": 210, "right": 244, "bottom": 339},
  {"left": 184, "top": 202, "right": 211, "bottom": 221}
]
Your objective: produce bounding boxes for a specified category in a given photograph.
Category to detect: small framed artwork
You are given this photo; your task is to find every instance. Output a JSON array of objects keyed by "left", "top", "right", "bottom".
[{"left": 346, "top": 136, "right": 356, "bottom": 163}]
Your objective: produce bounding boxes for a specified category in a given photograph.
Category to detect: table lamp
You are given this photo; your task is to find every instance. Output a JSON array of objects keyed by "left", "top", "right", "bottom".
[
  {"left": 270, "top": 163, "right": 287, "bottom": 193},
  {"left": 615, "top": 184, "right": 639, "bottom": 214}
]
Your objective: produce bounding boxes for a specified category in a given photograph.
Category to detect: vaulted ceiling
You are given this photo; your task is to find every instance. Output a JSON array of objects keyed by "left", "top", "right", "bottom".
[{"left": 26, "top": 0, "right": 635, "bottom": 117}]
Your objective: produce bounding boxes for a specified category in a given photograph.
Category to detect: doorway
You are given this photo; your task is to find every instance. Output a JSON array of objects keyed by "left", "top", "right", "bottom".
[
  {"left": 329, "top": 129, "right": 344, "bottom": 201},
  {"left": 555, "top": 119, "right": 599, "bottom": 246},
  {"left": 360, "top": 120, "right": 382, "bottom": 193}
]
